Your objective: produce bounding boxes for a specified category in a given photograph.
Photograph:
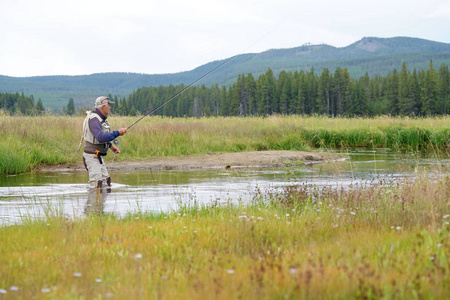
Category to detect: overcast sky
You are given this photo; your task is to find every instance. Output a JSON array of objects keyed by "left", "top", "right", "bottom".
[{"left": 1, "top": 0, "right": 449, "bottom": 77}]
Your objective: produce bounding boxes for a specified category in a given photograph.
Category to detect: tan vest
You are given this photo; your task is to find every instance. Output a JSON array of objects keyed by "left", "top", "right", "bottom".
[{"left": 83, "top": 112, "right": 111, "bottom": 153}]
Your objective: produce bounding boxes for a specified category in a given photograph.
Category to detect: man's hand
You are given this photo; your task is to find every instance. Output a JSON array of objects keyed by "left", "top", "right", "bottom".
[
  {"left": 110, "top": 144, "right": 120, "bottom": 154},
  {"left": 118, "top": 128, "right": 128, "bottom": 135}
]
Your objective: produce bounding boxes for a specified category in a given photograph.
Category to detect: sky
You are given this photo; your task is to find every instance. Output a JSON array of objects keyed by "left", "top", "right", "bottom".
[{"left": 1, "top": 0, "right": 449, "bottom": 77}]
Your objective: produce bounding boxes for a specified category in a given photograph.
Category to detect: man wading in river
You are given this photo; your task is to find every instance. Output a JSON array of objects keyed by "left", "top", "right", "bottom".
[{"left": 81, "top": 96, "right": 127, "bottom": 191}]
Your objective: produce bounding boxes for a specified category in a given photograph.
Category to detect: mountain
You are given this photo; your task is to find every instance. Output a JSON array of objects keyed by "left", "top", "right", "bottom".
[{"left": 1, "top": 36, "right": 449, "bottom": 111}]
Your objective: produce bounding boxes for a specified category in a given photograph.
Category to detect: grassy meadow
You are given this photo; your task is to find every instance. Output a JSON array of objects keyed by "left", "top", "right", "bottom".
[
  {"left": 0, "top": 173, "right": 449, "bottom": 299},
  {"left": 1, "top": 115, "right": 449, "bottom": 175}
]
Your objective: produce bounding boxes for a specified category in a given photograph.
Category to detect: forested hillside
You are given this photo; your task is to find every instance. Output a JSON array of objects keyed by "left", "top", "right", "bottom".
[
  {"left": 0, "top": 36, "right": 449, "bottom": 111},
  {"left": 107, "top": 61, "right": 449, "bottom": 118}
]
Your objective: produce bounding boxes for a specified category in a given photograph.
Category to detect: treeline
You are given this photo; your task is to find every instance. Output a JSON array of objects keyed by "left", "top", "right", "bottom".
[
  {"left": 0, "top": 92, "right": 46, "bottom": 115},
  {"left": 107, "top": 60, "right": 449, "bottom": 117}
]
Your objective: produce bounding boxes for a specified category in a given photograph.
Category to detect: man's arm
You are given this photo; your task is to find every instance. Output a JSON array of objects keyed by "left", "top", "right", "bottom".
[{"left": 89, "top": 118, "right": 120, "bottom": 143}]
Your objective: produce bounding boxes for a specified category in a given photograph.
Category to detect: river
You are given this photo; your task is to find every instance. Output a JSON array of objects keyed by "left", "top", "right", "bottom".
[{"left": 1, "top": 148, "right": 448, "bottom": 226}]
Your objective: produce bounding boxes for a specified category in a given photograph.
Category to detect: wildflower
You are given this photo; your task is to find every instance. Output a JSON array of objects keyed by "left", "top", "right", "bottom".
[
  {"left": 149, "top": 226, "right": 152, "bottom": 230},
  {"left": 396, "top": 226, "right": 401, "bottom": 230},
  {"left": 333, "top": 224, "right": 339, "bottom": 228},
  {"left": 73, "top": 272, "right": 82, "bottom": 277},
  {"left": 391, "top": 226, "right": 395, "bottom": 229},
  {"left": 286, "top": 214, "right": 290, "bottom": 217},
  {"left": 443, "top": 214, "right": 450, "bottom": 219},
  {"left": 47, "top": 224, "right": 50, "bottom": 226},
  {"left": 105, "top": 292, "right": 114, "bottom": 298},
  {"left": 135, "top": 253, "right": 142, "bottom": 259},
  {"left": 437, "top": 243, "right": 442, "bottom": 248},
  {"left": 0, "top": 289, "right": 6, "bottom": 294},
  {"left": 289, "top": 268, "right": 297, "bottom": 274},
  {"left": 41, "top": 288, "right": 51, "bottom": 293},
  {"left": 194, "top": 231, "right": 197, "bottom": 234},
  {"left": 430, "top": 256, "right": 435, "bottom": 261},
  {"left": 162, "top": 276, "right": 168, "bottom": 281},
  {"left": 350, "top": 212, "right": 356, "bottom": 215},
  {"left": 238, "top": 215, "right": 248, "bottom": 220},
  {"left": 257, "top": 217, "right": 263, "bottom": 221},
  {"left": 135, "top": 217, "right": 139, "bottom": 220},
  {"left": 10, "top": 286, "right": 19, "bottom": 291},
  {"left": 95, "top": 279, "right": 102, "bottom": 283},
  {"left": 227, "top": 270, "right": 235, "bottom": 274}
]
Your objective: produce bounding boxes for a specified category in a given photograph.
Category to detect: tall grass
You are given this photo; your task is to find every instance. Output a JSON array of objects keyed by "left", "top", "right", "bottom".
[
  {"left": 1, "top": 115, "right": 449, "bottom": 174},
  {"left": 0, "top": 173, "right": 448, "bottom": 299}
]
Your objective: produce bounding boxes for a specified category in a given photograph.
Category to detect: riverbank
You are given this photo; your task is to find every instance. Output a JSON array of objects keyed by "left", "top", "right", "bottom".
[
  {"left": 1, "top": 173, "right": 448, "bottom": 299},
  {"left": 36, "top": 150, "right": 337, "bottom": 172}
]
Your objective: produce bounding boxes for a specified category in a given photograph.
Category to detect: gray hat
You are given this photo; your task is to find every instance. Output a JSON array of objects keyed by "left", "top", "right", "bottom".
[{"left": 95, "top": 96, "right": 115, "bottom": 107}]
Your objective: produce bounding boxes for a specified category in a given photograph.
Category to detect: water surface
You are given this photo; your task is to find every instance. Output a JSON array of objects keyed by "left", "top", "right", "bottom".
[{"left": 1, "top": 149, "right": 448, "bottom": 225}]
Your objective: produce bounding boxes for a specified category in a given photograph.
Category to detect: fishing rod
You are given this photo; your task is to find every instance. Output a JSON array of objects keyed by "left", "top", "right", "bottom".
[
  {"left": 126, "top": 55, "right": 237, "bottom": 130},
  {"left": 126, "top": 24, "right": 281, "bottom": 130}
]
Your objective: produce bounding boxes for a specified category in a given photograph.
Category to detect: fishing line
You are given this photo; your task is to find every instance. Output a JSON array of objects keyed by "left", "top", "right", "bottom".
[{"left": 126, "top": 22, "right": 283, "bottom": 130}]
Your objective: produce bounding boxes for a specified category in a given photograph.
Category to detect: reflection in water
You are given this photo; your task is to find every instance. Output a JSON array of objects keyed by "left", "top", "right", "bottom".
[
  {"left": 0, "top": 148, "right": 449, "bottom": 226},
  {"left": 84, "top": 187, "right": 110, "bottom": 215}
]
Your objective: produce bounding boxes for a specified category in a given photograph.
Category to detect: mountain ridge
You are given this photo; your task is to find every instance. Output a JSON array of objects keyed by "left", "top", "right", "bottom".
[{"left": 1, "top": 36, "right": 449, "bottom": 110}]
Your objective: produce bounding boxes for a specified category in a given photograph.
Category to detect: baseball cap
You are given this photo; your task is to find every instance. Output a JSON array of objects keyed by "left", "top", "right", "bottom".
[{"left": 95, "top": 96, "right": 115, "bottom": 107}]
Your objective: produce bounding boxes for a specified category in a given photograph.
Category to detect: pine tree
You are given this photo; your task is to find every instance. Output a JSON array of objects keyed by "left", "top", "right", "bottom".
[
  {"left": 386, "top": 69, "right": 400, "bottom": 115},
  {"left": 398, "top": 62, "right": 410, "bottom": 116},
  {"left": 67, "top": 98, "right": 75, "bottom": 116},
  {"left": 35, "top": 98, "right": 45, "bottom": 115},
  {"left": 438, "top": 64, "right": 449, "bottom": 115},
  {"left": 317, "top": 68, "right": 331, "bottom": 115},
  {"left": 421, "top": 60, "right": 439, "bottom": 115}
]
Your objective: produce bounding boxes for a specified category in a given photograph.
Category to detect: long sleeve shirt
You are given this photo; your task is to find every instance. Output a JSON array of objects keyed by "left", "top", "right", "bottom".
[{"left": 89, "top": 109, "right": 120, "bottom": 144}]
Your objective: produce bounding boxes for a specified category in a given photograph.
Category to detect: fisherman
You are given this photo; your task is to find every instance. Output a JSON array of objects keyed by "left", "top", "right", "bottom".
[{"left": 82, "top": 96, "right": 127, "bottom": 189}]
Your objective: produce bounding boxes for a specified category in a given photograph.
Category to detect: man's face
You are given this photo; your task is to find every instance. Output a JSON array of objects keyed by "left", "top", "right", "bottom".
[{"left": 100, "top": 102, "right": 111, "bottom": 115}]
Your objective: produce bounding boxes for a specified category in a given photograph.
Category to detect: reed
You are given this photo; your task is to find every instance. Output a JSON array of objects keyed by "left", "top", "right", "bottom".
[
  {"left": 1, "top": 115, "right": 449, "bottom": 175},
  {"left": 0, "top": 173, "right": 448, "bottom": 299}
]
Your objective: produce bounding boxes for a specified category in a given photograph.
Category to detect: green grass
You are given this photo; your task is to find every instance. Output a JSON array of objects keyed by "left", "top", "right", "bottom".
[
  {"left": 1, "top": 115, "right": 449, "bottom": 175},
  {"left": 0, "top": 173, "right": 449, "bottom": 299}
]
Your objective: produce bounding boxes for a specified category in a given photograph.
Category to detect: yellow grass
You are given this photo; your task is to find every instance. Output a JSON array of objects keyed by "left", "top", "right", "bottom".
[{"left": 1, "top": 174, "right": 449, "bottom": 299}]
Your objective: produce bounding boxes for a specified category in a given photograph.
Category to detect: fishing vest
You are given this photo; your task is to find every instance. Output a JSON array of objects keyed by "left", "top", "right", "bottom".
[{"left": 83, "top": 112, "right": 111, "bottom": 155}]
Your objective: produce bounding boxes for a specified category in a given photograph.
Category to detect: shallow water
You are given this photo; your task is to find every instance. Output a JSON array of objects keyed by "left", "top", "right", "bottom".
[{"left": 1, "top": 149, "right": 448, "bottom": 225}]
